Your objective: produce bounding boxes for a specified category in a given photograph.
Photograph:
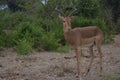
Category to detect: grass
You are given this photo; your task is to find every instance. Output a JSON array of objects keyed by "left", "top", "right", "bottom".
[
  {"left": 102, "top": 75, "right": 120, "bottom": 80},
  {"left": 56, "top": 45, "right": 70, "bottom": 53}
]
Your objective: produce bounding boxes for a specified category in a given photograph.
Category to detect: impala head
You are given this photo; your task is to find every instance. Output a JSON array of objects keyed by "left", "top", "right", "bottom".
[
  {"left": 59, "top": 15, "right": 75, "bottom": 32},
  {"left": 55, "top": 6, "right": 77, "bottom": 32}
]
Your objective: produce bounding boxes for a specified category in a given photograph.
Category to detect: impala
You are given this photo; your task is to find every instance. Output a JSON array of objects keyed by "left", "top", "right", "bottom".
[{"left": 55, "top": 6, "right": 104, "bottom": 80}]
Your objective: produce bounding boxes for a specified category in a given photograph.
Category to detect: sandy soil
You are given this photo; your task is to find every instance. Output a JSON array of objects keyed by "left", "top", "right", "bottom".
[{"left": 0, "top": 35, "right": 120, "bottom": 80}]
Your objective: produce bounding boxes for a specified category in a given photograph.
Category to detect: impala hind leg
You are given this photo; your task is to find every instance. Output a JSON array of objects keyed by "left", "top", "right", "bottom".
[
  {"left": 97, "top": 45, "right": 103, "bottom": 73},
  {"left": 85, "top": 45, "right": 94, "bottom": 76},
  {"left": 95, "top": 39, "right": 103, "bottom": 73}
]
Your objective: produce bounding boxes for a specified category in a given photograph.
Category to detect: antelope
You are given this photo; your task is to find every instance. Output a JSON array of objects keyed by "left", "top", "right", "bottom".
[{"left": 55, "top": 6, "right": 104, "bottom": 80}]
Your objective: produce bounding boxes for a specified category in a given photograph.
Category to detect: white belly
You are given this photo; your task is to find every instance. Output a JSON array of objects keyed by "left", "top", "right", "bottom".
[{"left": 81, "top": 37, "right": 95, "bottom": 47}]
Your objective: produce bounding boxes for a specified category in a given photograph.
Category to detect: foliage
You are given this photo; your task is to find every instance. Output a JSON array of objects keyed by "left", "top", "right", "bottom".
[
  {"left": 0, "top": 0, "right": 119, "bottom": 54},
  {"left": 77, "top": 0, "right": 101, "bottom": 18},
  {"left": 16, "top": 37, "right": 33, "bottom": 55},
  {"left": 15, "top": 21, "right": 43, "bottom": 52},
  {"left": 56, "top": 44, "right": 70, "bottom": 53},
  {"left": 14, "top": 18, "right": 62, "bottom": 52},
  {"left": 102, "top": 75, "right": 120, "bottom": 80},
  {"left": 116, "top": 18, "right": 120, "bottom": 33},
  {"left": 101, "top": 0, "right": 120, "bottom": 23},
  {"left": 104, "top": 34, "right": 114, "bottom": 44},
  {"left": 0, "top": 31, "right": 6, "bottom": 46},
  {"left": 15, "top": 22, "right": 35, "bottom": 55},
  {"left": 0, "top": 11, "right": 24, "bottom": 29},
  {"left": 42, "top": 31, "right": 61, "bottom": 51}
]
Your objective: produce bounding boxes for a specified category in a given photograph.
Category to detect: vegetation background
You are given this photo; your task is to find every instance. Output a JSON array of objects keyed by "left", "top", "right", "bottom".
[
  {"left": 0, "top": 0, "right": 120, "bottom": 55},
  {"left": 0, "top": 0, "right": 120, "bottom": 80}
]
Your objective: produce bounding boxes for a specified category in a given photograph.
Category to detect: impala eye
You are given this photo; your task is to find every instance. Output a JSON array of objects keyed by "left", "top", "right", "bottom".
[{"left": 63, "top": 21, "right": 65, "bottom": 23}]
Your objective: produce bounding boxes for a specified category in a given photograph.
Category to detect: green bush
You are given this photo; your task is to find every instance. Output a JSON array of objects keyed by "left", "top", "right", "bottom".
[
  {"left": 0, "top": 3, "right": 116, "bottom": 53},
  {"left": 0, "top": 31, "right": 6, "bottom": 46},
  {"left": 33, "top": 18, "right": 64, "bottom": 51},
  {"left": 0, "top": 29, "right": 16, "bottom": 47},
  {"left": 50, "top": 19, "right": 65, "bottom": 45},
  {"left": 16, "top": 38, "right": 33, "bottom": 55},
  {"left": 4, "top": 31, "right": 17, "bottom": 47},
  {"left": 15, "top": 31, "right": 34, "bottom": 55},
  {"left": 1, "top": 12, "right": 24, "bottom": 29},
  {"left": 116, "top": 19, "right": 120, "bottom": 33},
  {"left": 42, "top": 32, "right": 61, "bottom": 51},
  {"left": 77, "top": 0, "right": 101, "bottom": 18},
  {"left": 14, "top": 22, "right": 34, "bottom": 55},
  {"left": 72, "top": 17, "right": 108, "bottom": 31},
  {"left": 0, "top": 11, "right": 29, "bottom": 47},
  {"left": 14, "top": 18, "right": 62, "bottom": 52},
  {"left": 104, "top": 34, "right": 114, "bottom": 44},
  {"left": 56, "top": 44, "right": 70, "bottom": 53}
]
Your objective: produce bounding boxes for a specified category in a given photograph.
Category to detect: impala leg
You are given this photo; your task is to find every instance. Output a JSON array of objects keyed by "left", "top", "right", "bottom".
[
  {"left": 96, "top": 39, "right": 103, "bottom": 73},
  {"left": 97, "top": 45, "right": 103, "bottom": 73},
  {"left": 85, "top": 45, "right": 94, "bottom": 76},
  {"left": 75, "top": 47, "right": 82, "bottom": 80}
]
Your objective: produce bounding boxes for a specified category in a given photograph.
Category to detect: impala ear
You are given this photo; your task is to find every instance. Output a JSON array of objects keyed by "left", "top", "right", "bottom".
[
  {"left": 70, "top": 16, "right": 76, "bottom": 20},
  {"left": 58, "top": 14, "right": 64, "bottom": 20}
]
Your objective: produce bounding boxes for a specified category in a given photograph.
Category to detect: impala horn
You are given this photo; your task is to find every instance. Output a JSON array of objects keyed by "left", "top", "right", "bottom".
[
  {"left": 68, "top": 7, "right": 77, "bottom": 16},
  {"left": 55, "top": 5, "right": 66, "bottom": 17}
]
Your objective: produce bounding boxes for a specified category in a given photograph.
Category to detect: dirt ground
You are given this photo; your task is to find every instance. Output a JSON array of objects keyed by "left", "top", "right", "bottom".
[{"left": 0, "top": 35, "right": 120, "bottom": 80}]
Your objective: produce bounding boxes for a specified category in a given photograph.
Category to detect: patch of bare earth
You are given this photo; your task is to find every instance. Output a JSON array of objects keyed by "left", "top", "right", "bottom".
[{"left": 0, "top": 35, "right": 120, "bottom": 80}]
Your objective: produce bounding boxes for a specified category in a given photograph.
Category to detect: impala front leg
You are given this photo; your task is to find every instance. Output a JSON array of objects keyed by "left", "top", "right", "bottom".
[
  {"left": 85, "top": 45, "right": 94, "bottom": 76},
  {"left": 75, "top": 47, "right": 82, "bottom": 80}
]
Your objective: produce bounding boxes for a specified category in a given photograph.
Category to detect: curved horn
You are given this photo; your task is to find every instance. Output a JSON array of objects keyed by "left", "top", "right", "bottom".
[
  {"left": 68, "top": 7, "right": 77, "bottom": 16},
  {"left": 55, "top": 6, "right": 66, "bottom": 17}
]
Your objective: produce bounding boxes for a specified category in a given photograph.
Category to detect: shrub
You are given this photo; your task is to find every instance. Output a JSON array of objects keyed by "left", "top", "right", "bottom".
[
  {"left": 77, "top": 0, "right": 101, "bottom": 18},
  {"left": 50, "top": 19, "right": 65, "bottom": 45},
  {"left": 0, "top": 31, "right": 6, "bottom": 46},
  {"left": 0, "top": 11, "right": 28, "bottom": 47},
  {"left": 104, "top": 34, "right": 114, "bottom": 44},
  {"left": 1, "top": 11, "right": 24, "bottom": 29},
  {"left": 14, "top": 19, "right": 61, "bottom": 52},
  {"left": 72, "top": 17, "right": 108, "bottom": 31},
  {"left": 56, "top": 44, "right": 70, "bottom": 53},
  {"left": 33, "top": 18, "right": 65, "bottom": 51},
  {"left": 16, "top": 38, "right": 33, "bottom": 55},
  {"left": 0, "top": 29, "right": 17, "bottom": 47},
  {"left": 14, "top": 22, "right": 35, "bottom": 55},
  {"left": 42, "top": 32, "right": 61, "bottom": 51},
  {"left": 15, "top": 31, "right": 34, "bottom": 55},
  {"left": 116, "top": 19, "right": 120, "bottom": 33},
  {"left": 4, "top": 31, "right": 17, "bottom": 47}
]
